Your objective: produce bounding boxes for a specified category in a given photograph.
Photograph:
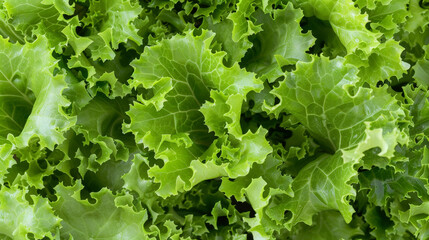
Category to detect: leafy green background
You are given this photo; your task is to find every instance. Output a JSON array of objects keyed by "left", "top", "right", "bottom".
[{"left": 0, "top": 0, "right": 428, "bottom": 239}]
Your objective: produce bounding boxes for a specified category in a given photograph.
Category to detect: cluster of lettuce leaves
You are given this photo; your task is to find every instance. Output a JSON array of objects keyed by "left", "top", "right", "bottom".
[{"left": 1, "top": 0, "right": 429, "bottom": 239}]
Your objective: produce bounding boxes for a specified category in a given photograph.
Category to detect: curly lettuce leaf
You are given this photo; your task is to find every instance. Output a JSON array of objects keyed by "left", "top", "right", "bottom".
[
  {"left": 404, "top": 0, "right": 429, "bottom": 33},
  {"left": 266, "top": 152, "right": 357, "bottom": 229},
  {"left": 125, "top": 30, "right": 266, "bottom": 197},
  {"left": 414, "top": 58, "right": 429, "bottom": 88},
  {"left": 0, "top": 36, "right": 74, "bottom": 151},
  {"left": 52, "top": 182, "right": 148, "bottom": 239},
  {"left": 397, "top": 200, "right": 429, "bottom": 239},
  {"left": 364, "top": 205, "right": 395, "bottom": 239},
  {"left": 404, "top": 85, "right": 429, "bottom": 137},
  {"left": 0, "top": 186, "right": 60, "bottom": 240},
  {"left": 204, "top": 17, "right": 252, "bottom": 67},
  {"left": 365, "top": 0, "right": 409, "bottom": 38},
  {"left": 219, "top": 156, "right": 293, "bottom": 238},
  {"left": 82, "top": 0, "right": 142, "bottom": 49},
  {"left": 0, "top": 6, "right": 24, "bottom": 43},
  {"left": 1, "top": 0, "right": 429, "bottom": 238},
  {"left": 292, "top": 0, "right": 380, "bottom": 55},
  {"left": 243, "top": 3, "right": 315, "bottom": 77},
  {"left": 346, "top": 40, "right": 409, "bottom": 85},
  {"left": 75, "top": 94, "right": 132, "bottom": 142},
  {"left": 292, "top": 211, "right": 364, "bottom": 240},
  {"left": 61, "top": 0, "right": 143, "bottom": 61},
  {"left": 227, "top": 0, "right": 262, "bottom": 42},
  {"left": 268, "top": 56, "right": 404, "bottom": 152},
  {"left": 3, "top": 0, "right": 72, "bottom": 51},
  {"left": 220, "top": 155, "right": 293, "bottom": 201},
  {"left": 359, "top": 166, "right": 428, "bottom": 206}
]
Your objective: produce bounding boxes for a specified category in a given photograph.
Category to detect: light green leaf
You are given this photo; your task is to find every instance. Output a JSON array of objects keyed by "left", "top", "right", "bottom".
[
  {"left": 82, "top": 0, "right": 143, "bottom": 60},
  {"left": 61, "top": 19, "right": 94, "bottom": 56},
  {"left": 403, "top": 86, "right": 429, "bottom": 136},
  {"left": 346, "top": 40, "right": 408, "bottom": 85},
  {"left": 0, "top": 36, "right": 74, "bottom": 150},
  {"left": 0, "top": 7, "right": 25, "bottom": 43},
  {"left": 355, "top": 0, "right": 391, "bottom": 10},
  {"left": 414, "top": 59, "right": 429, "bottom": 87},
  {"left": 125, "top": 30, "right": 264, "bottom": 197},
  {"left": 4, "top": 0, "right": 68, "bottom": 51},
  {"left": 220, "top": 155, "right": 293, "bottom": 202},
  {"left": 86, "top": 72, "right": 132, "bottom": 99},
  {"left": 267, "top": 152, "right": 357, "bottom": 228},
  {"left": 292, "top": 0, "right": 381, "bottom": 55},
  {"left": 366, "top": 0, "right": 409, "bottom": 38},
  {"left": 227, "top": 0, "right": 262, "bottom": 42},
  {"left": 404, "top": 0, "right": 429, "bottom": 33},
  {"left": 122, "top": 154, "right": 159, "bottom": 198},
  {"left": 75, "top": 135, "right": 128, "bottom": 176},
  {"left": 0, "top": 187, "right": 60, "bottom": 240},
  {"left": 220, "top": 156, "right": 293, "bottom": 238},
  {"left": 41, "top": 0, "right": 74, "bottom": 15},
  {"left": 52, "top": 182, "right": 148, "bottom": 240},
  {"left": 398, "top": 201, "right": 429, "bottom": 239},
  {"left": 269, "top": 56, "right": 404, "bottom": 152}
]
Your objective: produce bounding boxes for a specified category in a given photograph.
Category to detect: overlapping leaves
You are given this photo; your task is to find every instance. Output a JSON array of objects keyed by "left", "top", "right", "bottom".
[{"left": 0, "top": 0, "right": 428, "bottom": 239}]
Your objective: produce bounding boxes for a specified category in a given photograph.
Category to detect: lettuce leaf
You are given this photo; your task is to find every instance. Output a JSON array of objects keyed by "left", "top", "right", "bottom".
[{"left": 2, "top": 0, "right": 429, "bottom": 239}]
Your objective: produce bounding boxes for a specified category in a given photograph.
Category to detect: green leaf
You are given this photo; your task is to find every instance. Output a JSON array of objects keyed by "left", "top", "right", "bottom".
[
  {"left": 346, "top": 40, "right": 409, "bottom": 85},
  {"left": 403, "top": 86, "right": 429, "bottom": 136},
  {"left": 301, "top": 16, "right": 347, "bottom": 58},
  {"left": 397, "top": 201, "right": 429, "bottom": 239},
  {"left": 122, "top": 154, "right": 159, "bottom": 198},
  {"left": 220, "top": 156, "right": 293, "bottom": 238},
  {"left": 0, "top": 36, "right": 75, "bottom": 150},
  {"left": 355, "top": 0, "right": 391, "bottom": 10},
  {"left": 0, "top": 7, "right": 25, "bottom": 44},
  {"left": 204, "top": 17, "right": 252, "bottom": 66},
  {"left": 414, "top": 59, "right": 429, "bottom": 87},
  {"left": 52, "top": 182, "right": 148, "bottom": 240},
  {"left": 75, "top": 95, "right": 132, "bottom": 142},
  {"left": 0, "top": 186, "right": 60, "bottom": 240},
  {"left": 366, "top": 0, "right": 409, "bottom": 38},
  {"left": 125, "top": 30, "right": 264, "bottom": 197},
  {"left": 86, "top": 72, "right": 132, "bottom": 99},
  {"left": 3, "top": 0, "right": 69, "bottom": 51},
  {"left": 227, "top": 0, "right": 262, "bottom": 42},
  {"left": 269, "top": 56, "right": 404, "bottom": 152},
  {"left": 75, "top": 135, "right": 129, "bottom": 176},
  {"left": 220, "top": 155, "right": 293, "bottom": 201},
  {"left": 292, "top": 0, "right": 381, "bottom": 55},
  {"left": 292, "top": 211, "right": 364, "bottom": 240},
  {"left": 61, "top": 20, "right": 94, "bottom": 56},
  {"left": 364, "top": 206, "right": 395, "bottom": 239},
  {"left": 267, "top": 152, "right": 357, "bottom": 228},
  {"left": 243, "top": 3, "right": 315, "bottom": 77},
  {"left": 81, "top": 0, "right": 143, "bottom": 60},
  {"left": 2, "top": 0, "right": 429, "bottom": 238},
  {"left": 359, "top": 166, "right": 428, "bottom": 206},
  {"left": 404, "top": 0, "right": 429, "bottom": 33}
]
